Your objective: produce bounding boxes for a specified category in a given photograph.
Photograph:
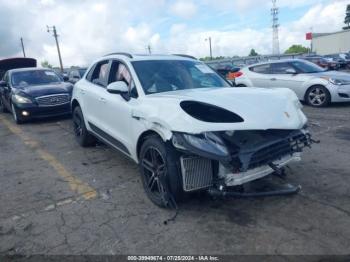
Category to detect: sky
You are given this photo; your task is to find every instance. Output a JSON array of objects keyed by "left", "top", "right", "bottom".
[{"left": 0, "top": 0, "right": 348, "bottom": 67}]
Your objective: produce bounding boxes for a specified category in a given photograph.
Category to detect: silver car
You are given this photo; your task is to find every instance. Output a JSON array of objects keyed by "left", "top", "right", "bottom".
[{"left": 235, "top": 59, "right": 350, "bottom": 107}]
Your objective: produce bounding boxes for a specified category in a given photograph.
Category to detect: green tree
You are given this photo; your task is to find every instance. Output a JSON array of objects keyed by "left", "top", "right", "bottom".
[
  {"left": 344, "top": 4, "right": 350, "bottom": 30},
  {"left": 248, "top": 49, "right": 258, "bottom": 56},
  {"left": 41, "top": 60, "right": 53, "bottom": 68},
  {"left": 284, "top": 45, "right": 310, "bottom": 54}
]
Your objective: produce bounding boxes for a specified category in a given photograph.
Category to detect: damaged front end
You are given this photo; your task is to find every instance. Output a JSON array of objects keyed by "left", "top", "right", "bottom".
[{"left": 172, "top": 127, "right": 314, "bottom": 195}]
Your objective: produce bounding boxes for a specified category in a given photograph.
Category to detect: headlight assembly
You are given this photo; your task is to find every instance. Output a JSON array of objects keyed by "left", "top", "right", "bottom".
[
  {"left": 322, "top": 77, "right": 350, "bottom": 86},
  {"left": 172, "top": 132, "right": 230, "bottom": 161},
  {"left": 13, "top": 94, "right": 32, "bottom": 104}
]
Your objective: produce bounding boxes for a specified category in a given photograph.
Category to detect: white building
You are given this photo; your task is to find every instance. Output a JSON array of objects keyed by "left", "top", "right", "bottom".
[{"left": 312, "top": 29, "right": 350, "bottom": 55}]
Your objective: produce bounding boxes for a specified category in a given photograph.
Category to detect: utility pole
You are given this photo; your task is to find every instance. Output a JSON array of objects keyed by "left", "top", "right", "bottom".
[
  {"left": 271, "top": 0, "right": 280, "bottom": 55},
  {"left": 205, "top": 37, "right": 213, "bottom": 60},
  {"left": 147, "top": 44, "right": 152, "bottom": 54},
  {"left": 20, "top": 37, "right": 26, "bottom": 57},
  {"left": 47, "top": 25, "right": 64, "bottom": 72}
]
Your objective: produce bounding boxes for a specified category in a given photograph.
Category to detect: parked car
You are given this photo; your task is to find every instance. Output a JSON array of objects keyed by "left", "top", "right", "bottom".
[
  {"left": 324, "top": 54, "right": 349, "bottom": 69},
  {"left": 302, "top": 56, "right": 339, "bottom": 70},
  {"left": 68, "top": 68, "right": 87, "bottom": 84},
  {"left": 0, "top": 57, "right": 37, "bottom": 79},
  {"left": 71, "top": 53, "right": 313, "bottom": 207},
  {"left": 0, "top": 68, "right": 73, "bottom": 124},
  {"left": 235, "top": 59, "right": 350, "bottom": 107}
]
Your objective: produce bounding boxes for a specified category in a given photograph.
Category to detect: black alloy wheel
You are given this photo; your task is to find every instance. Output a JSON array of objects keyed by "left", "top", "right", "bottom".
[
  {"left": 139, "top": 136, "right": 183, "bottom": 207},
  {"left": 72, "top": 106, "right": 96, "bottom": 147}
]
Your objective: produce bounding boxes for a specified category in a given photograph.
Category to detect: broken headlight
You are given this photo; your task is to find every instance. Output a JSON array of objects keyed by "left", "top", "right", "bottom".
[{"left": 172, "top": 132, "right": 230, "bottom": 161}]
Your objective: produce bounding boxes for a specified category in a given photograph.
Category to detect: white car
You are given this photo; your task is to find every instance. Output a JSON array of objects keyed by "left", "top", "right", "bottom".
[
  {"left": 71, "top": 53, "right": 313, "bottom": 207},
  {"left": 235, "top": 59, "right": 350, "bottom": 107}
]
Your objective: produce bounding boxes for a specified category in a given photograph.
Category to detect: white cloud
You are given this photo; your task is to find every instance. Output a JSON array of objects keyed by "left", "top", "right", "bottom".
[
  {"left": 0, "top": 0, "right": 347, "bottom": 67},
  {"left": 170, "top": 0, "right": 197, "bottom": 19}
]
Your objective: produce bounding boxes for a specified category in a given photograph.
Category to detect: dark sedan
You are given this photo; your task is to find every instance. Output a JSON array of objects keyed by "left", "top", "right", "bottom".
[{"left": 0, "top": 68, "right": 73, "bottom": 124}]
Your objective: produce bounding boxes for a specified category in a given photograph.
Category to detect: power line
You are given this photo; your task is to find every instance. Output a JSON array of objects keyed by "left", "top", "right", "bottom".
[
  {"left": 47, "top": 25, "right": 64, "bottom": 72},
  {"left": 271, "top": 0, "right": 280, "bottom": 55}
]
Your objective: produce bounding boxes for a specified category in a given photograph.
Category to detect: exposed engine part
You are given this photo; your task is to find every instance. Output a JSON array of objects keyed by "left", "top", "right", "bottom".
[
  {"left": 218, "top": 153, "right": 301, "bottom": 186},
  {"left": 180, "top": 156, "right": 213, "bottom": 191}
]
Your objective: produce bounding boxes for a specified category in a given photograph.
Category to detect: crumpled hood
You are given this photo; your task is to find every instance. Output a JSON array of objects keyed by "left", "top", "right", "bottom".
[
  {"left": 134, "top": 87, "right": 307, "bottom": 134},
  {"left": 15, "top": 82, "right": 73, "bottom": 98}
]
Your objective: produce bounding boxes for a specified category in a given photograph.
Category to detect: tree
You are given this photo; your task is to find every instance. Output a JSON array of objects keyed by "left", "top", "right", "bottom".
[
  {"left": 248, "top": 49, "right": 258, "bottom": 56},
  {"left": 284, "top": 45, "right": 310, "bottom": 54},
  {"left": 344, "top": 4, "right": 350, "bottom": 30},
  {"left": 41, "top": 60, "right": 53, "bottom": 68}
]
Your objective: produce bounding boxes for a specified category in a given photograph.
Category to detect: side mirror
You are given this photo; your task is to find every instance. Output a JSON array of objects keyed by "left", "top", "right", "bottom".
[
  {"left": 63, "top": 76, "right": 69, "bottom": 81},
  {"left": 285, "top": 68, "right": 297, "bottom": 74},
  {"left": 107, "top": 81, "right": 129, "bottom": 94}
]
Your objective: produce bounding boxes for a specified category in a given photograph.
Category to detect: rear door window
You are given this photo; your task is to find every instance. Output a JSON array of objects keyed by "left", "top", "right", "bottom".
[
  {"left": 270, "top": 62, "right": 295, "bottom": 74},
  {"left": 87, "top": 60, "right": 110, "bottom": 87}
]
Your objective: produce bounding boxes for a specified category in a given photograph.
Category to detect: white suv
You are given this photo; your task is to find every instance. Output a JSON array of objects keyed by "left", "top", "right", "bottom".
[{"left": 71, "top": 53, "right": 313, "bottom": 207}]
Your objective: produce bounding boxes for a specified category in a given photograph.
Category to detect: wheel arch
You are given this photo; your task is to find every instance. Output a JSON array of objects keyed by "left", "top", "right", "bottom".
[
  {"left": 71, "top": 99, "right": 80, "bottom": 112},
  {"left": 136, "top": 129, "right": 168, "bottom": 160}
]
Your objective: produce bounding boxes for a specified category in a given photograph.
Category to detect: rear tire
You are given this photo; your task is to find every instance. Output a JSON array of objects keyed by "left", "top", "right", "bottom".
[
  {"left": 72, "top": 106, "right": 96, "bottom": 147},
  {"left": 139, "top": 136, "right": 184, "bottom": 208},
  {"left": 305, "top": 85, "right": 331, "bottom": 107}
]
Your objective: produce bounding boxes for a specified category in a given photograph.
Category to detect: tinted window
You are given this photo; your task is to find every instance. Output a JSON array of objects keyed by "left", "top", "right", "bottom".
[
  {"left": 108, "top": 60, "right": 138, "bottom": 98},
  {"left": 290, "top": 60, "right": 325, "bottom": 73},
  {"left": 249, "top": 64, "right": 270, "bottom": 74},
  {"left": 270, "top": 62, "right": 295, "bottom": 74},
  {"left": 11, "top": 70, "right": 62, "bottom": 87},
  {"left": 89, "top": 61, "right": 109, "bottom": 87},
  {"left": 132, "top": 60, "right": 229, "bottom": 95}
]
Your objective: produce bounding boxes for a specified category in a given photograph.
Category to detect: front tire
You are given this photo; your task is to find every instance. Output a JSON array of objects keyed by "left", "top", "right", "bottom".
[
  {"left": 72, "top": 106, "right": 96, "bottom": 147},
  {"left": 0, "top": 96, "right": 8, "bottom": 113},
  {"left": 305, "top": 85, "right": 331, "bottom": 107},
  {"left": 11, "top": 103, "right": 24, "bottom": 124},
  {"left": 139, "top": 136, "right": 184, "bottom": 208}
]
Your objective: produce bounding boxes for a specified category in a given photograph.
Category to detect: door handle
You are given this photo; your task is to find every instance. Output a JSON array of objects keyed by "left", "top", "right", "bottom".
[
  {"left": 79, "top": 89, "right": 85, "bottom": 95},
  {"left": 270, "top": 78, "right": 276, "bottom": 81},
  {"left": 99, "top": 97, "right": 107, "bottom": 103}
]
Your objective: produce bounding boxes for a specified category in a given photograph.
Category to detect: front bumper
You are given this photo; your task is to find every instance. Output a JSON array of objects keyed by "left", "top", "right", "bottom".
[
  {"left": 13, "top": 102, "right": 71, "bottom": 119},
  {"left": 175, "top": 129, "right": 313, "bottom": 191},
  {"left": 328, "top": 83, "right": 350, "bottom": 102}
]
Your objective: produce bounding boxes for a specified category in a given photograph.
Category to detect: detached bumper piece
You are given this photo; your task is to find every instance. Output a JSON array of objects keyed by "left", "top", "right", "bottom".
[{"left": 208, "top": 173, "right": 301, "bottom": 198}]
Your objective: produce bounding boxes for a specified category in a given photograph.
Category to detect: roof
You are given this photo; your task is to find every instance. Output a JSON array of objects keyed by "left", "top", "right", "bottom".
[
  {"left": 244, "top": 58, "right": 305, "bottom": 67},
  {"left": 313, "top": 29, "right": 350, "bottom": 38},
  {"left": 103, "top": 53, "right": 197, "bottom": 61}
]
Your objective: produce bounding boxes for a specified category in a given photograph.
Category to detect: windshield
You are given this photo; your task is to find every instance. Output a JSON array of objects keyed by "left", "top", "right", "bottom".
[
  {"left": 11, "top": 70, "right": 62, "bottom": 87},
  {"left": 131, "top": 60, "right": 230, "bottom": 95},
  {"left": 290, "top": 60, "right": 326, "bottom": 73}
]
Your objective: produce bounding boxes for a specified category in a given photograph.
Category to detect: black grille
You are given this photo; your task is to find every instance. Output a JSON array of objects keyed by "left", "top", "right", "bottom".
[
  {"left": 248, "top": 133, "right": 309, "bottom": 170},
  {"left": 36, "top": 94, "right": 70, "bottom": 106}
]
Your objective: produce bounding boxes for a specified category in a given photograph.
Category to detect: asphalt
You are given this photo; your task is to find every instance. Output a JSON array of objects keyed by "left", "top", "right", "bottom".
[{"left": 0, "top": 103, "right": 350, "bottom": 255}]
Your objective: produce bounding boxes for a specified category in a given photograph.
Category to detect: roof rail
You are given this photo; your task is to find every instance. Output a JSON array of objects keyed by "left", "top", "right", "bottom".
[
  {"left": 172, "top": 54, "right": 197, "bottom": 60},
  {"left": 103, "top": 52, "right": 133, "bottom": 58}
]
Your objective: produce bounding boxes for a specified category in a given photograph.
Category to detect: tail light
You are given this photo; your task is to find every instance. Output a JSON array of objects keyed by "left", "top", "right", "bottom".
[{"left": 227, "top": 71, "right": 243, "bottom": 80}]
